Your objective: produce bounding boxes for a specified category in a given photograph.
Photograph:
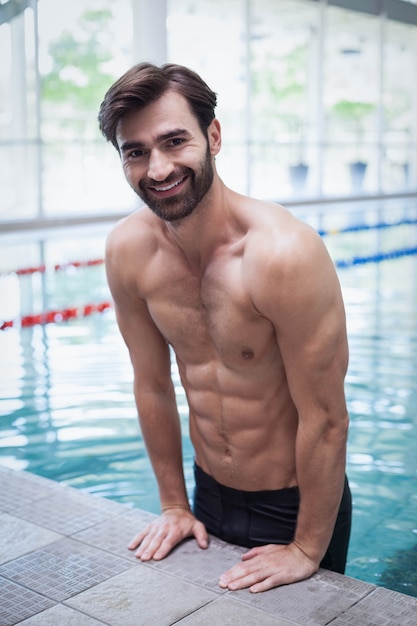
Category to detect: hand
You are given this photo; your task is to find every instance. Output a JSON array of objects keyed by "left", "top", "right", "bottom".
[
  {"left": 218, "top": 542, "right": 318, "bottom": 593},
  {"left": 128, "top": 508, "right": 208, "bottom": 561}
]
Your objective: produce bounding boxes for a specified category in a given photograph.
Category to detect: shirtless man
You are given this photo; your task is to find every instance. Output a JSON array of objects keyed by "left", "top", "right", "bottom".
[{"left": 98, "top": 63, "right": 351, "bottom": 593}]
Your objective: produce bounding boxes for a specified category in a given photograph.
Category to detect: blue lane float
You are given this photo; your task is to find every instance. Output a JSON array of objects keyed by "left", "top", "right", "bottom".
[
  {"left": 318, "top": 217, "right": 417, "bottom": 237},
  {"left": 335, "top": 246, "right": 417, "bottom": 269}
]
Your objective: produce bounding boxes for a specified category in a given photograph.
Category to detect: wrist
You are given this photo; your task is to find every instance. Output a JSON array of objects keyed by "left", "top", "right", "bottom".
[
  {"left": 292, "top": 539, "right": 322, "bottom": 568},
  {"left": 161, "top": 502, "right": 191, "bottom": 513}
]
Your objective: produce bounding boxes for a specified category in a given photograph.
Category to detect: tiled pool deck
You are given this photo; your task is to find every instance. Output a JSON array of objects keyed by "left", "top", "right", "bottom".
[{"left": 0, "top": 466, "right": 416, "bottom": 625}]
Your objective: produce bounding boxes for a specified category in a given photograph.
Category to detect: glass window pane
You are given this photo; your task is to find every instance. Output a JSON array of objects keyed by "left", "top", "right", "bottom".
[
  {"left": 249, "top": 0, "right": 319, "bottom": 200},
  {"left": 2, "top": 0, "right": 417, "bottom": 227},
  {"left": 38, "top": 0, "right": 134, "bottom": 216},
  {"left": 0, "top": 9, "right": 39, "bottom": 220},
  {"left": 382, "top": 20, "right": 417, "bottom": 192},
  {"left": 323, "top": 7, "right": 380, "bottom": 196},
  {"left": 167, "top": 0, "right": 248, "bottom": 195}
]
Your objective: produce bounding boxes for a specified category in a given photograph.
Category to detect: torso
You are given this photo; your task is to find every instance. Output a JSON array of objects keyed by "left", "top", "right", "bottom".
[{"left": 119, "top": 195, "right": 303, "bottom": 491}]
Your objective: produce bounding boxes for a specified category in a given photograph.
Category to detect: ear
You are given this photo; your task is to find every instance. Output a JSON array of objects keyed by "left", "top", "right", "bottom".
[{"left": 207, "top": 119, "right": 221, "bottom": 156}]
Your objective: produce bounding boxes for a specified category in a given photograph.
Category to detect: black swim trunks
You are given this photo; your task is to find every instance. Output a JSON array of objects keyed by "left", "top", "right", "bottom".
[{"left": 193, "top": 463, "right": 352, "bottom": 574}]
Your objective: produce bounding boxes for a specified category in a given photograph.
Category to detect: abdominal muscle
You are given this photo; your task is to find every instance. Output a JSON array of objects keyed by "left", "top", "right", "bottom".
[{"left": 178, "top": 356, "right": 299, "bottom": 492}]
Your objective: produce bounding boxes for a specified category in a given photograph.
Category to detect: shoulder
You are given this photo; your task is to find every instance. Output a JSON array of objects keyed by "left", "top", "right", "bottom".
[
  {"left": 105, "top": 207, "right": 165, "bottom": 276},
  {"left": 106, "top": 207, "right": 157, "bottom": 259},
  {"left": 242, "top": 199, "right": 329, "bottom": 278},
  {"left": 105, "top": 207, "right": 162, "bottom": 297},
  {"left": 240, "top": 199, "right": 341, "bottom": 319}
]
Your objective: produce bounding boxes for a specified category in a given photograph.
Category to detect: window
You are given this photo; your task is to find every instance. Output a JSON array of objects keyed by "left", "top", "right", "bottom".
[
  {"left": 167, "top": 0, "right": 248, "bottom": 195},
  {"left": 323, "top": 7, "right": 380, "bottom": 196},
  {"left": 0, "top": 8, "right": 39, "bottom": 219},
  {"left": 1, "top": 0, "right": 416, "bottom": 226},
  {"left": 38, "top": 0, "right": 134, "bottom": 216},
  {"left": 382, "top": 19, "right": 417, "bottom": 192},
  {"left": 0, "top": 0, "right": 134, "bottom": 222}
]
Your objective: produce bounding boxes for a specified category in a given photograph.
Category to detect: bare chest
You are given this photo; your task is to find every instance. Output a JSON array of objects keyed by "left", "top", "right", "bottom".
[{"left": 142, "top": 253, "right": 274, "bottom": 363}]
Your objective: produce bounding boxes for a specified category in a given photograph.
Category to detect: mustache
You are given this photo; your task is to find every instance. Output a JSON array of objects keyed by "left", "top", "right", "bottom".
[{"left": 140, "top": 168, "right": 192, "bottom": 189}]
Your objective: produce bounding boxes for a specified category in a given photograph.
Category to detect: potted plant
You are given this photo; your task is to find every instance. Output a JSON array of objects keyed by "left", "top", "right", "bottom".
[
  {"left": 330, "top": 100, "right": 376, "bottom": 192},
  {"left": 286, "top": 118, "right": 309, "bottom": 192},
  {"left": 252, "top": 43, "right": 310, "bottom": 194}
]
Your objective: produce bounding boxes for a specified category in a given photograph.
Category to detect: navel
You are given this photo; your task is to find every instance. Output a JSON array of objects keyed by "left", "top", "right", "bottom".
[{"left": 241, "top": 348, "right": 254, "bottom": 360}]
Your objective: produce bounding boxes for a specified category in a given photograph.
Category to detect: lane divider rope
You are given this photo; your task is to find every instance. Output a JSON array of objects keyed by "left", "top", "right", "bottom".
[
  {"left": 0, "top": 301, "right": 112, "bottom": 331},
  {"left": 317, "top": 216, "right": 417, "bottom": 237},
  {"left": 1, "top": 218, "right": 416, "bottom": 278},
  {"left": 1, "top": 247, "right": 417, "bottom": 331},
  {"left": 0, "top": 258, "right": 104, "bottom": 278},
  {"left": 335, "top": 246, "right": 417, "bottom": 268}
]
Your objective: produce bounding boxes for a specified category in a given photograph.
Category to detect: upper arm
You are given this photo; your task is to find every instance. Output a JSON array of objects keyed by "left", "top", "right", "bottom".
[
  {"left": 252, "top": 223, "right": 349, "bottom": 425},
  {"left": 105, "top": 224, "right": 172, "bottom": 395}
]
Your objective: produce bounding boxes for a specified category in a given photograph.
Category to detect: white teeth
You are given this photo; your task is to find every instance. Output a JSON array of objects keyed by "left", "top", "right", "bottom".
[{"left": 154, "top": 177, "right": 184, "bottom": 192}]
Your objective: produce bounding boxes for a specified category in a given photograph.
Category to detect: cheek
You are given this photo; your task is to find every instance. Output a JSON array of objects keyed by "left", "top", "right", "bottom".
[
  {"left": 122, "top": 163, "right": 139, "bottom": 187},
  {"left": 122, "top": 169, "right": 133, "bottom": 187}
]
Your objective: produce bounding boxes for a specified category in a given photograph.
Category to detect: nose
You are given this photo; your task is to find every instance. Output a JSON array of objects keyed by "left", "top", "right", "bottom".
[{"left": 147, "top": 149, "right": 173, "bottom": 181}]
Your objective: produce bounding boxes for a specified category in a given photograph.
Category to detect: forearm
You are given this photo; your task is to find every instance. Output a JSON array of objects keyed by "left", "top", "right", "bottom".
[
  {"left": 293, "top": 416, "right": 348, "bottom": 564},
  {"left": 135, "top": 384, "right": 190, "bottom": 510}
]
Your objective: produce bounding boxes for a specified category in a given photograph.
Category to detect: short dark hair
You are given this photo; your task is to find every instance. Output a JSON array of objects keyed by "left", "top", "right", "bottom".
[{"left": 98, "top": 62, "right": 218, "bottom": 150}]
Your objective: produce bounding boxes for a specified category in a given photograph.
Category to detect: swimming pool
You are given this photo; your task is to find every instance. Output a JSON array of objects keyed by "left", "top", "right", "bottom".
[{"left": 1, "top": 199, "right": 417, "bottom": 597}]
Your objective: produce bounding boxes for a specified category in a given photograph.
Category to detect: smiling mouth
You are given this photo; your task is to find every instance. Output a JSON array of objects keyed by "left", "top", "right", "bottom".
[{"left": 152, "top": 176, "right": 186, "bottom": 193}]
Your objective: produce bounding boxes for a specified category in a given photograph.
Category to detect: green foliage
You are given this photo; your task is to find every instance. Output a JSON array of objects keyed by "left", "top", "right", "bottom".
[
  {"left": 252, "top": 43, "right": 307, "bottom": 112},
  {"left": 331, "top": 100, "right": 376, "bottom": 130},
  {"left": 41, "top": 9, "right": 116, "bottom": 113},
  {"left": 251, "top": 43, "right": 309, "bottom": 151}
]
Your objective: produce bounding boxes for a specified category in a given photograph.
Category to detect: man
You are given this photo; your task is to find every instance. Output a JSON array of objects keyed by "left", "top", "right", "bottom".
[{"left": 98, "top": 62, "right": 351, "bottom": 593}]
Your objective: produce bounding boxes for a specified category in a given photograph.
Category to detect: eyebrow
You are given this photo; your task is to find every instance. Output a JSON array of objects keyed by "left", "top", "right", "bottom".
[{"left": 119, "top": 128, "right": 191, "bottom": 154}]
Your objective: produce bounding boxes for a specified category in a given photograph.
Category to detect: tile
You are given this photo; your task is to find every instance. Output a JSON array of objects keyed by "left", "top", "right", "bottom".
[
  {"left": 0, "top": 538, "right": 135, "bottom": 602},
  {"left": 0, "top": 513, "right": 63, "bottom": 564},
  {"left": 146, "top": 534, "right": 247, "bottom": 592},
  {"left": 176, "top": 595, "right": 298, "bottom": 625},
  {"left": 0, "top": 576, "right": 55, "bottom": 626},
  {"left": 17, "top": 604, "right": 105, "bottom": 625},
  {"left": 330, "top": 586, "right": 417, "bottom": 626},
  {"left": 231, "top": 570, "right": 376, "bottom": 626},
  {"left": 74, "top": 506, "right": 156, "bottom": 559},
  {"left": 0, "top": 468, "right": 59, "bottom": 512},
  {"left": 1, "top": 468, "right": 414, "bottom": 626},
  {"left": 13, "top": 488, "right": 123, "bottom": 536},
  {"left": 66, "top": 565, "right": 219, "bottom": 626}
]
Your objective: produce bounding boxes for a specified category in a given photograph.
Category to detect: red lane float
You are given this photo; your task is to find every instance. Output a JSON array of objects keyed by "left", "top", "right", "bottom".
[
  {"left": 0, "top": 258, "right": 104, "bottom": 277},
  {"left": 1, "top": 301, "right": 112, "bottom": 331}
]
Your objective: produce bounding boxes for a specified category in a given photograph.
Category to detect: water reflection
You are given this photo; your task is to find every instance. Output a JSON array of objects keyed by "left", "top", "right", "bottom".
[{"left": 380, "top": 543, "right": 417, "bottom": 597}]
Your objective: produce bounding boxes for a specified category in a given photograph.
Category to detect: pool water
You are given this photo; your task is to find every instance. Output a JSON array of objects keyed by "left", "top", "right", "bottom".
[{"left": 1, "top": 201, "right": 417, "bottom": 597}]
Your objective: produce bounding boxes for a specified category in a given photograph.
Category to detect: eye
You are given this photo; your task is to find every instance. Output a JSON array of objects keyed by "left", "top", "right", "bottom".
[
  {"left": 169, "top": 137, "right": 185, "bottom": 147},
  {"left": 129, "top": 149, "right": 145, "bottom": 158}
]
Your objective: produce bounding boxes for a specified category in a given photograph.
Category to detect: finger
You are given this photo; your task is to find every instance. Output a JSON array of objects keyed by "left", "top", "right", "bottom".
[
  {"left": 128, "top": 528, "right": 148, "bottom": 551},
  {"left": 152, "top": 534, "right": 181, "bottom": 561},
  {"left": 241, "top": 544, "right": 280, "bottom": 561},
  {"left": 249, "top": 575, "right": 281, "bottom": 594},
  {"left": 218, "top": 561, "right": 249, "bottom": 588},
  {"left": 219, "top": 554, "right": 276, "bottom": 590},
  {"left": 220, "top": 569, "right": 263, "bottom": 591},
  {"left": 135, "top": 530, "right": 168, "bottom": 561},
  {"left": 241, "top": 547, "right": 261, "bottom": 561},
  {"left": 193, "top": 521, "right": 209, "bottom": 550}
]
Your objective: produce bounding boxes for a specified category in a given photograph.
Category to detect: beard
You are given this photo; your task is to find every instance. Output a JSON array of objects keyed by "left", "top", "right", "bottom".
[{"left": 136, "top": 145, "right": 214, "bottom": 222}]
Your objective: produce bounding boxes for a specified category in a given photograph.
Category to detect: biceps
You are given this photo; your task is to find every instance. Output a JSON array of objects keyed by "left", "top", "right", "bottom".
[
  {"left": 281, "top": 311, "right": 349, "bottom": 418},
  {"left": 115, "top": 302, "right": 172, "bottom": 391}
]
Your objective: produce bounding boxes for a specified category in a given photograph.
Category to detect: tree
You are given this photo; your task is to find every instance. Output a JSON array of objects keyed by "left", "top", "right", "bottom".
[
  {"left": 330, "top": 100, "right": 376, "bottom": 162},
  {"left": 41, "top": 9, "right": 116, "bottom": 135}
]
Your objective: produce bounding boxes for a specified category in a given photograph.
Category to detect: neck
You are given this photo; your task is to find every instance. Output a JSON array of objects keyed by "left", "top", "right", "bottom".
[{"left": 163, "top": 175, "right": 234, "bottom": 271}]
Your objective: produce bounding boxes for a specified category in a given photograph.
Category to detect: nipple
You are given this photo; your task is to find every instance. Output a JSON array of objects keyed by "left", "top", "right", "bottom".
[{"left": 241, "top": 348, "right": 254, "bottom": 359}]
